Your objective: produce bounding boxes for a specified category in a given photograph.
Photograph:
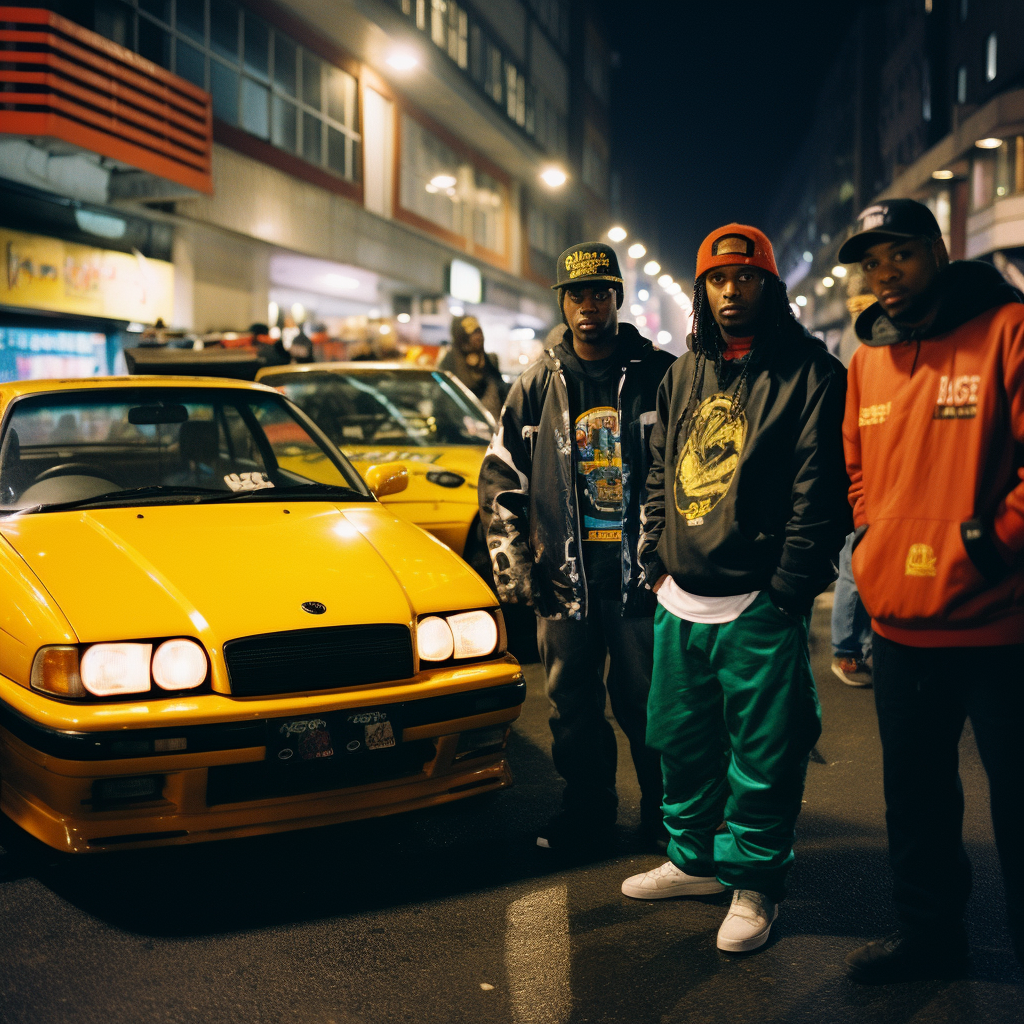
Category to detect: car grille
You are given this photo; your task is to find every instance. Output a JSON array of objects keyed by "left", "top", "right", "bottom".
[
  {"left": 205, "top": 739, "right": 436, "bottom": 805},
  {"left": 223, "top": 624, "right": 414, "bottom": 697}
]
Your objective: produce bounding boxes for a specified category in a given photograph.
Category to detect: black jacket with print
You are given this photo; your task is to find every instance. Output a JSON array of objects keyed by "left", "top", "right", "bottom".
[
  {"left": 478, "top": 324, "right": 674, "bottom": 619},
  {"left": 639, "top": 321, "right": 851, "bottom": 613}
]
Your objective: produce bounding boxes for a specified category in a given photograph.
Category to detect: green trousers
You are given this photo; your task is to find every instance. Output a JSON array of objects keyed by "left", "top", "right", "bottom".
[{"left": 647, "top": 593, "right": 822, "bottom": 901}]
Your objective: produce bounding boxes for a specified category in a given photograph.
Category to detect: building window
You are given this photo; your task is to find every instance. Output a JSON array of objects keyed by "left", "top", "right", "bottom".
[
  {"left": 528, "top": 204, "right": 567, "bottom": 262},
  {"left": 583, "top": 23, "right": 609, "bottom": 104},
  {"left": 399, "top": 113, "right": 507, "bottom": 255},
  {"left": 986, "top": 33, "right": 997, "bottom": 82},
  {"left": 582, "top": 140, "right": 609, "bottom": 198},
  {"left": 957, "top": 65, "right": 967, "bottom": 103},
  {"left": 92, "top": 0, "right": 361, "bottom": 183},
  {"left": 398, "top": 0, "right": 556, "bottom": 152},
  {"left": 971, "top": 151, "right": 996, "bottom": 210}
]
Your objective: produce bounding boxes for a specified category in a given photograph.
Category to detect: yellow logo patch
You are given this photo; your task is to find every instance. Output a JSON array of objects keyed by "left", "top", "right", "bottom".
[
  {"left": 905, "top": 543, "right": 937, "bottom": 577},
  {"left": 859, "top": 402, "right": 891, "bottom": 427},
  {"left": 565, "top": 250, "right": 611, "bottom": 279}
]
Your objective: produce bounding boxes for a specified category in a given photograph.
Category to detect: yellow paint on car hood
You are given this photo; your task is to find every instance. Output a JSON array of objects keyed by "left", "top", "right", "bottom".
[{"left": 0, "top": 502, "right": 495, "bottom": 653}]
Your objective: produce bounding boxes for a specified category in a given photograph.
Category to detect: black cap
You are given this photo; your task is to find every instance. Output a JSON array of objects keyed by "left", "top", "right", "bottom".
[
  {"left": 552, "top": 242, "right": 624, "bottom": 290},
  {"left": 838, "top": 199, "right": 942, "bottom": 263}
]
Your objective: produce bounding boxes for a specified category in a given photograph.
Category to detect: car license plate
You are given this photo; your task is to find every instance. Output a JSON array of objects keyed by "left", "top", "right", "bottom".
[{"left": 267, "top": 709, "right": 399, "bottom": 763}]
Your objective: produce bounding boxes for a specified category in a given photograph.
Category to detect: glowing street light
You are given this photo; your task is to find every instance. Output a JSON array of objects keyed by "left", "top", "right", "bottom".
[
  {"left": 386, "top": 49, "right": 418, "bottom": 71},
  {"left": 831, "top": 265, "right": 848, "bottom": 278},
  {"left": 795, "top": 295, "right": 808, "bottom": 306},
  {"left": 657, "top": 273, "right": 673, "bottom": 288},
  {"left": 429, "top": 173, "right": 457, "bottom": 189},
  {"left": 627, "top": 243, "right": 647, "bottom": 259},
  {"left": 932, "top": 169, "right": 954, "bottom": 180},
  {"left": 822, "top": 276, "right": 835, "bottom": 288},
  {"left": 643, "top": 260, "right": 661, "bottom": 276},
  {"left": 975, "top": 137, "right": 1002, "bottom": 149},
  {"left": 540, "top": 166, "right": 567, "bottom": 188},
  {"left": 657, "top": 331, "right": 672, "bottom": 344},
  {"left": 607, "top": 226, "right": 627, "bottom": 243}
]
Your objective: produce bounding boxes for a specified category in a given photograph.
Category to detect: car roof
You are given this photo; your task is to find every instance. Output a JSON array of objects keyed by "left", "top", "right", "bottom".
[
  {"left": 255, "top": 362, "right": 437, "bottom": 381},
  {"left": 0, "top": 375, "right": 280, "bottom": 404}
]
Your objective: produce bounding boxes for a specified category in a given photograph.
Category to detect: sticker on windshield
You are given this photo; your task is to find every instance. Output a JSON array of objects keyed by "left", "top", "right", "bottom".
[{"left": 224, "top": 471, "right": 274, "bottom": 491}]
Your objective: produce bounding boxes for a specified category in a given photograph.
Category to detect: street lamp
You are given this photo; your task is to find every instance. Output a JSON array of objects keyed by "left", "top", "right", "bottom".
[
  {"left": 822, "top": 276, "right": 835, "bottom": 288},
  {"left": 540, "top": 166, "right": 567, "bottom": 188},
  {"left": 643, "top": 260, "right": 661, "bottom": 276},
  {"left": 831, "top": 265, "right": 848, "bottom": 278},
  {"left": 386, "top": 49, "right": 418, "bottom": 71},
  {"left": 932, "top": 169, "right": 954, "bottom": 180},
  {"left": 607, "top": 226, "right": 627, "bottom": 243},
  {"left": 975, "top": 137, "right": 1002, "bottom": 149},
  {"left": 627, "top": 243, "right": 646, "bottom": 259}
]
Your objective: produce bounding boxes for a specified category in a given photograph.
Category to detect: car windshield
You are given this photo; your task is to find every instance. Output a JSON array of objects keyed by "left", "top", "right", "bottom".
[
  {"left": 260, "top": 369, "right": 495, "bottom": 454},
  {"left": 0, "top": 387, "right": 369, "bottom": 511}
]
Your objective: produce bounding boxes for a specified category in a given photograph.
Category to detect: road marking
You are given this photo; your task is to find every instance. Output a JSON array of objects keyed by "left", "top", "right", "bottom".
[{"left": 505, "top": 885, "right": 571, "bottom": 1023}]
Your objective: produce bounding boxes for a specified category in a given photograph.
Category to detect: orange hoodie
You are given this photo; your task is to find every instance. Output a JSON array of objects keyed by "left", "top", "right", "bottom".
[{"left": 844, "top": 264, "right": 1024, "bottom": 647}]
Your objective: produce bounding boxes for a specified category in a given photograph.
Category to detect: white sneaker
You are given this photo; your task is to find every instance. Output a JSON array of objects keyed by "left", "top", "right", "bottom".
[
  {"left": 716, "top": 890, "right": 778, "bottom": 952},
  {"left": 621, "top": 860, "right": 726, "bottom": 899}
]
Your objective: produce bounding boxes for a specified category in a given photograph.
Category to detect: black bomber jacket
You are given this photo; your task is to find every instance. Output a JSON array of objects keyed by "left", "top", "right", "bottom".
[
  {"left": 639, "top": 321, "right": 851, "bottom": 613},
  {"left": 478, "top": 324, "right": 675, "bottom": 620}
]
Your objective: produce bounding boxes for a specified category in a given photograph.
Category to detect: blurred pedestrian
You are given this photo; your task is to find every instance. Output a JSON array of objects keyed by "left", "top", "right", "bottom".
[
  {"left": 831, "top": 274, "right": 876, "bottom": 688},
  {"left": 621, "top": 224, "right": 849, "bottom": 953},
  {"left": 478, "top": 242, "right": 674, "bottom": 851},
  {"left": 440, "top": 315, "right": 507, "bottom": 421},
  {"left": 839, "top": 199, "right": 1024, "bottom": 982}
]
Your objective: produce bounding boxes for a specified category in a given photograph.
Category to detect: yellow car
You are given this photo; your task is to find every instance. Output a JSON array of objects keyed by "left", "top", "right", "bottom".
[
  {"left": 256, "top": 364, "right": 495, "bottom": 578},
  {"left": 0, "top": 376, "right": 522, "bottom": 853}
]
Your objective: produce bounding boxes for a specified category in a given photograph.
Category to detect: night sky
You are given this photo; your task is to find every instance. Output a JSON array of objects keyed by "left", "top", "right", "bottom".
[{"left": 601, "top": 0, "right": 868, "bottom": 283}]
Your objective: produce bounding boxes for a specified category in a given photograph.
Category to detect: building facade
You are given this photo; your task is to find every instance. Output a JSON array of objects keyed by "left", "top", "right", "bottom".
[
  {"left": 0, "top": 0, "right": 618, "bottom": 375},
  {"left": 769, "top": 0, "right": 1024, "bottom": 348}
]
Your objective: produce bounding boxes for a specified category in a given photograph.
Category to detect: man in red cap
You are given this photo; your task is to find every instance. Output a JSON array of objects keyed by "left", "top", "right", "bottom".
[{"left": 620, "top": 224, "right": 850, "bottom": 953}]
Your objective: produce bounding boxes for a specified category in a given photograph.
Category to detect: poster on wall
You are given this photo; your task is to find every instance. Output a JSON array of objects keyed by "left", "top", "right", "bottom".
[{"left": 1, "top": 228, "right": 174, "bottom": 324}]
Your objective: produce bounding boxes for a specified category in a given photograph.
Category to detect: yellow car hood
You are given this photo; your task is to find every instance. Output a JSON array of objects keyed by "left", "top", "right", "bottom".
[
  {"left": 0, "top": 502, "right": 494, "bottom": 647},
  {"left": 343, "top": 446, "right": 484, "bottom": 506}
]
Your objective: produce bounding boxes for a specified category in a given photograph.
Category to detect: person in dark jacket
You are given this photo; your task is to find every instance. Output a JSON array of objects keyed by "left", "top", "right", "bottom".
[
  {"left": 439, "top": 315, "right": 508, "bottom": 421},
  {"left": 478, "top": 242, "right": 675, "bottom": 851},
  {"left": 838, "top": 199, "right": 1024, "bottom": 982},
  {"left": 620, "top": 224, "right": 850, "bottom": 954}
]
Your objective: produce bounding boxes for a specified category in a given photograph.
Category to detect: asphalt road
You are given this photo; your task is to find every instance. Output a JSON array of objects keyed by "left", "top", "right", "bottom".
[{"left": 1, "top": 596, "right": 1021, "bottom": 1024}]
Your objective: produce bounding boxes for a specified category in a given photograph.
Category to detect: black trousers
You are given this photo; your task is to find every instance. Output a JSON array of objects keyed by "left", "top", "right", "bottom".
[
  {"left": 536, "top": 601, "right": 663, "bottom": 824},
  {"left": 872, "top": 632, "right": 1024, "bottom": 960}
]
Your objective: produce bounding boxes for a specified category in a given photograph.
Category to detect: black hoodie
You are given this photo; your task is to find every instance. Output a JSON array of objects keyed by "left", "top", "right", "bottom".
[{"left": 639, "top": 318, "right": 851, "bottom": 613}]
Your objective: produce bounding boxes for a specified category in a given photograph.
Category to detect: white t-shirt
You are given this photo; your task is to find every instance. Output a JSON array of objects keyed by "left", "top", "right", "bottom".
[{"left": 656, "top": 574, "right": 759, "bottom": 624}]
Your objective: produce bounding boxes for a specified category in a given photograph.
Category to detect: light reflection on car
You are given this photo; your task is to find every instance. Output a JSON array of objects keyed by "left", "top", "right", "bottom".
[
  {"left": 0, "top": 377, "right": 523, "bottom": 853},
  {"left": 257, "top": 363, "right": 496, "bottom": 574}
]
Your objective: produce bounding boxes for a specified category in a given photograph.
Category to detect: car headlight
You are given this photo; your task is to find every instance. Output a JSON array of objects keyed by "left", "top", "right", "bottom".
[
  {"left": 30, "top": 639, "right": 209, "bottom": 699},
  {"left": 448, "top": 610, "right": 498, "bottom": 658},
  {"left": 417, "top": 610, "right": 500, "bottom": 662},
  {"left": 81, "top": 643, "right": 153, "bottom": 697},
  {"left": 417, "top": 616, "right": 455, "bottom": 662},
  {"left": 152, "top": 639, "right": 208, "bottom": 690}
]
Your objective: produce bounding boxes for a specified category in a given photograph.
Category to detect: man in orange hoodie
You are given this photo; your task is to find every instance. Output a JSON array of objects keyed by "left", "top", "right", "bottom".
[{"left": 839, "top": 199, "right": 1024, "bottom": 982}]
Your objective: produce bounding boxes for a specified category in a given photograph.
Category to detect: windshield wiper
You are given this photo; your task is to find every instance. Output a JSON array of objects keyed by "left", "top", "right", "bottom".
[
  {"left": 3, "top": 485, "right": 233, "bottom": 515},
  {"left": 2, "top": 482, "right": 370, "bottom": 515}
]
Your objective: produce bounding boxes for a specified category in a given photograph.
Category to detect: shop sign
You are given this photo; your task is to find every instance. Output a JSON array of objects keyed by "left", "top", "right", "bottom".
[
  {"left": 1, "top": 228, "right": 174, "bottom": 323},
  {"left": 449, "top": 259, "right": 482, "bottom": 304}
]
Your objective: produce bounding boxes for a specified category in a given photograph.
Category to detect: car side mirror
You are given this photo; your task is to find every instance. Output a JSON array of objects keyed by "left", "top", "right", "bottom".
[{"left": 365, "top": 462, "right": 408, "bottom": 499}]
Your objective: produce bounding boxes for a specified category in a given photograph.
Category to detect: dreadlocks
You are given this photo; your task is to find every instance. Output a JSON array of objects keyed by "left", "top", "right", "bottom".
[{"left": 679, "top": 274, "right": 801, "bottom": 441}]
